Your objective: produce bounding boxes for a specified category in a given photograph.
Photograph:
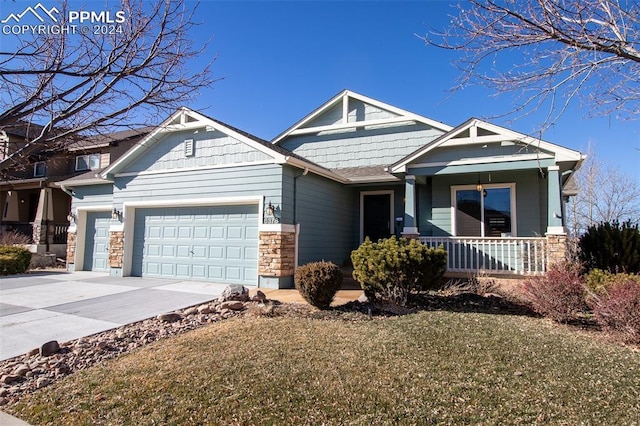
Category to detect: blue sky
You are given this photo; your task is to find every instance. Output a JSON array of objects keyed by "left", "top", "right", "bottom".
[
  {"left": 1, "top": 0, "right": 639, "bottom": 179},
  {"left": 186, "top": 1, "right": 639, "bottom": 180}
]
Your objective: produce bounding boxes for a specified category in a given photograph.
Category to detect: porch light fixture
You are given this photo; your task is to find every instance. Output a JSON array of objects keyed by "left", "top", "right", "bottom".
[
  {"left": 111, "top": 208, "right": 121, "bottom": 220},
  {"left": 67, "top": 212, "right": 76, "bottom": 223},
  {"left": 265, "top": 201, "right": 275, "bottom": 217},
  {"left": 476, "top": 179, "right": 483, "bottom": 192}
]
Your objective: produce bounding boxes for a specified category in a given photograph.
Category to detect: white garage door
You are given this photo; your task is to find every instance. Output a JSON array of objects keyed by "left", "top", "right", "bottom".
[
  {"left": 131, "top": 205, "right": 258, "bottom": 285},
  {"left": 83, "top": 211, "right": 113, "bottom": 271}
]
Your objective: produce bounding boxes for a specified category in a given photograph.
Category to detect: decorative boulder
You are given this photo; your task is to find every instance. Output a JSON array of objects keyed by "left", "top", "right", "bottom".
[
  {"left": 40, "top": 340, "right": 60, "bottom": 357},
  {"left": 218, "top": 284, "right": 250, "bottom": 302}
]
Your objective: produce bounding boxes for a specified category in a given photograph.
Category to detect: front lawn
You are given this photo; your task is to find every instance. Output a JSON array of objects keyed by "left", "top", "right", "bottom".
[{"left": 7, "top": 309, "right": 640, "bottom": 425}]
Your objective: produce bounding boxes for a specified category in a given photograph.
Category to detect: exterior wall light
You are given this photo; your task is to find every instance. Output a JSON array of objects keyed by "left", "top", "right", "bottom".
[
  {"left": 67, "top": 212, "right": 76, "bottom": 223},
  {"left": 112, "top": 208, "right": 121, "bottom": 220}
]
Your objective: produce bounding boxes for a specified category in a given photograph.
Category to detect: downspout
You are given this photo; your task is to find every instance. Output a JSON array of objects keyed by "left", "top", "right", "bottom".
[
  {"left": 59, "top": 183, "right": 74, "bottom": 197},
  {"left": 293, "top": 167, "right": 308, "bottom": 270}
]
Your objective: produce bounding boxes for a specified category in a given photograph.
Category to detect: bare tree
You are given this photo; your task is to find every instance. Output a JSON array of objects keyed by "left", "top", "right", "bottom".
[
  {"left": 568, "top": 145, "right": 640, "bottom": 235},
  {"left": 0, "top": 0, "right": 215, "bottom": 174},
  {"left": 425, "top": 0, "right": 640, "bottom": 129}
]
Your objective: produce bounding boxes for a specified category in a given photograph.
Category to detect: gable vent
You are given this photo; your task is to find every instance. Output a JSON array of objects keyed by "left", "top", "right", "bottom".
[{"left": 184, "top": 139, "right": 195, "bottom": 157}]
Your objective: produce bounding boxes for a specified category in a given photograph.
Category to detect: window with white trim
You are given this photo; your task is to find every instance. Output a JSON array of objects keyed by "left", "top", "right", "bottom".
[
  {"left": 452, "top": 184, "right": 516, "bottom": 237},
  {"left": 33, "top": 162, "right": 46, "bottom": 177},
  {"left": 75, "top": 153, "right": 101, "bottom": 171}
]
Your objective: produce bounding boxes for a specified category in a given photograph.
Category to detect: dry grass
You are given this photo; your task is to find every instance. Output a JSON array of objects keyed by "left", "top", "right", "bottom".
[{"left": 7, "top": 309, "right": 640, "bottom": 425}]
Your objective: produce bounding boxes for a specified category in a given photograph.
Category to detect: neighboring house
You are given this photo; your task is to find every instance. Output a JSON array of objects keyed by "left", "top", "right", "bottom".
[
  {"left": 61, "top": 90, "right": 584, "bottom": 287},
  {"left": 0, "top": 124, "right": 150, "bottom": 257}
]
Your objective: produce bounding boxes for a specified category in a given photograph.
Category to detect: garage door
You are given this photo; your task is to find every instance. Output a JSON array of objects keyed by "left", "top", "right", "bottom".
[
  {"left": 131, "top": 205, "right": 258, "bottom": 284},
  {"left": 83, "top": 211, "right": 113, "bottom": 271}
]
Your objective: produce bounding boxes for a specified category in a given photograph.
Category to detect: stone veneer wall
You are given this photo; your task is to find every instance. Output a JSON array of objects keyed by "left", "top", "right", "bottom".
[
  {"left": 66, "top": 232, "right": 76, "bottom": 264},
  {"left": 546, "top": 233, "right": 568, "bottom": 266},
  {"left": 108, "top": 231, "right": 125, "bottom": 268},
  {"left": 258, "top": 231, "right": 295, "bottom": 277}
]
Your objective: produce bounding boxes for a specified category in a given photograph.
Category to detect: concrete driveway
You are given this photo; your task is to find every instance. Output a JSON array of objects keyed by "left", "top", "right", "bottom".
[{"left": 0, "top": 271, "right": 249, "bottom": 361}]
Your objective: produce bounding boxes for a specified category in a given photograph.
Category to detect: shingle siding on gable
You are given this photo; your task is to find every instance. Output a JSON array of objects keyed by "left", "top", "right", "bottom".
[
  {"left": 279, "top": 123, "right": 445, "bottom": 169},
  {"left": 121, "top": 129, "right": 272, "bottom": 174},
  {"left": 347, "top": 99, "right": 399, "bottom": 122},
  {"left": 413, "top": 142, "right": 552, "bottom": 164}
]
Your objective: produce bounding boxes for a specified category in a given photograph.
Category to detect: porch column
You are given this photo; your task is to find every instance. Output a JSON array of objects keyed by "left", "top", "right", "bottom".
[
  {"left": 546, "top": 165, "right": 565, "bottom": 235},
  {"left": 3, "top": 190, "right": 19, "bottom": 221},
  {"left": 402, "top": 175, "right": 419, "bottom": 237}
]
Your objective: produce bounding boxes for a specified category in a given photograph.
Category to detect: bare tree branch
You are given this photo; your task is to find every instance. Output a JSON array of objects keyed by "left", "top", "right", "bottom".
[
  {"left": 423, "top": 0, "right": 640, "bottom": 131},
  {"left": 0, "top": 0, "right": 217, "bottom": 174}
]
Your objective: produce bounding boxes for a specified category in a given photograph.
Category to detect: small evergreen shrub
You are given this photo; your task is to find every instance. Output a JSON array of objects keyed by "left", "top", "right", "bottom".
[
  {"left": 579, "top": 221, "right": 640, "bottom": 274},
  {"left": 294, "top": 261, "right": 343, "bottom": 309},
  {"left": 350, "top": 236, "right": 447, "bottom": 306},
  {"left": 591, "top": 278, "right": 640, "bottom": 344},
  {"left": 585, "top": 269, "right": 640, "bottom": 295},
  {"left": 522, "top": 262, "right": 586, "bottom": 323},
  {"left": 0, "top": 245, "right": 32, "bottom": 275}
]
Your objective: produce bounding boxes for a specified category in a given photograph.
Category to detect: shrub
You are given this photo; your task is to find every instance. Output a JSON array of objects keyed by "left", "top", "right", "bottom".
[
  {"left": 579, "top": 221, "right": 640, "bottom": 274},
  {"left": 0, "top": 245, "right": 32, "bottom": 275},
  {"left": 585, "top": 269, "right": 640, "bottom": 296},
  {"left": 522, "top": 262, "right": 586, "bottom": 323},
  {"left": 591, "top": 279, "right": 640, "bottom": 344},
  {"left": 0, "top": 230, "right": 32, "bottom": 246},
  {"left": 294, "top": 261, "right": 343, "bottom": 309},
  {"left": 350, "top": 236, "right": 447, "bottom": 306}
]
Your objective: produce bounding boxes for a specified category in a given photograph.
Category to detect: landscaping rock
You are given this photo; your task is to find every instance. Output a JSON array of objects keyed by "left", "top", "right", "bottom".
[
  {"left": 1, "top": 375, "right": 20, "bottom": 385},
  {"left": 12, "top": 365, "right": 30, "bottom": 377},
  {"left": 252, "top": 290, "right": 267, "bottom": 302},
  {"left": 40, "top": 340, "right": 60, "bottom": 357},
  {"left": 157, "top": 313, "right": 183, "bottom": 323},
  {"left": 219, "top": 301, "right": 245, "bottom": 311},
  {"left": 183, "top": 307, "right": 198, "bottom": 316},
  {"left": 197, "top": 305, "right": 213, "bottom": 314},
  {"left": 219, "top": 284, "right": 250, "bottom": 302}
]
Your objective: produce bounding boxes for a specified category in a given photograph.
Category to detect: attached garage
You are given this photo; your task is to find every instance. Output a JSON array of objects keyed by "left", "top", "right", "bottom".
[
  {"left": 130, "top": 205, "right": 259, "bottom": 285},
  {"left": 83, "top": 211, "right": 114, "bottom": 271}
]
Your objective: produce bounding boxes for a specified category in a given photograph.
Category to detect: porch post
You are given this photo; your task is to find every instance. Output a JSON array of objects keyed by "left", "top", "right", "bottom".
[
  {"left": 546, "top": 165, "right": 565, "bottom": 235},
  {"left": 546, "top": 165, "right": 568, "bottom": 266},
  {"left": 402, "top": 175, "right": 419, "bottom": 237}
]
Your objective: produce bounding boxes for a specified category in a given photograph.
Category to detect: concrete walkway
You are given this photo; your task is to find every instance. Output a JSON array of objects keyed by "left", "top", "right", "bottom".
[{"left": 0, "top": 271, "right": 253, "bottom": 361}]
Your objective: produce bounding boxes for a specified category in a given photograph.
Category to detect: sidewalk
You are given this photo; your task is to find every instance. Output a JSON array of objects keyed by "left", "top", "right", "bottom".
[{"left": 257, "top": 288, "right": 363, "bottom": 305}]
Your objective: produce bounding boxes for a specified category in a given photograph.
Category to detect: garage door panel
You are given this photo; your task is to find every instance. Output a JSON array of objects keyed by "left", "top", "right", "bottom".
[{"left": 132, "top": 205, "right": 258, "bottom": 284}]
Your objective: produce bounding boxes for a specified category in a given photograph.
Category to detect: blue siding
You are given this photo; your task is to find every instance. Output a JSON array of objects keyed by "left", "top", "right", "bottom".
[
  {"left": 294, "top": 172, "right": 357, "bottom": 265},
  {"left": 280, "top": 123, "right": 445, "bottom": 169},
  {"left": 413, "top": 142, "right": 553, "bottom": 164},
  {"left": 113, "top": 164, "right": 284, "bottom": 214},
  {"left": 71, "top": 184, "right": 114, "bottom": 210},
  {"left": 121, "top": 129, "right": 272, "bottom": 174}
]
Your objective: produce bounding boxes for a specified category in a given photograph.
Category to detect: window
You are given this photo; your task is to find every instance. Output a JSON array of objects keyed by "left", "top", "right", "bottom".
[
  {"left": 75, "top": 154, "right": 101, "bottom": 171},
  {"left": 452, "top": 184, "right": 515, "bottom": 237},
  {"left": 33, "top": 162, "right": 46, "bottom": 177}
]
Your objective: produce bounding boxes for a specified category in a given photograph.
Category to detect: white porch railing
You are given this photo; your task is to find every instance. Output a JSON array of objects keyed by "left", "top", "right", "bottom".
[{"left": 419, "top": 237, "right": 547, "bottom": 275}]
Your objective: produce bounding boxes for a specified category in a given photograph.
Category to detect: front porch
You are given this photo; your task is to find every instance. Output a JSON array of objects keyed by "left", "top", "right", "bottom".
[
  {"left": 0, "top": 185, "right": 71, "bottom": 257},
  {"left": 420, "top": 236, "right": 553, "bottom": 276}
]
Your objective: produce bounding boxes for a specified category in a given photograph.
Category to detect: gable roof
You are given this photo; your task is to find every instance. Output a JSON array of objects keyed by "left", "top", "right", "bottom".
[
  {"left": 272, "top": 90, "right": 453, "bottom": 145},
  {"left": 389, "top": 118, "right": 585, "bottom": 174},
  {"left": 99, "top": 107, "right": 343, "bottom": 182},
  {"left": 67, "top": 126, "right": 154, "bottom": 152}
]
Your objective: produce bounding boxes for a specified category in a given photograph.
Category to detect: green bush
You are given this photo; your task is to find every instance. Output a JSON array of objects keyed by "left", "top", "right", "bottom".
[
  {"left": 294, "top": 261, "right": 343, "bottom": 310},
  {"left": 350, "top": 236, "right": 447, "bottom": 306},
  {"left": 579, "top": 221, "right": 640, "bottom": 274},
  {"left": 585, "top": 269, "right": 640, "bottom": 295},
  {"left": 0, "top": 245, "right": 32, "bottom": 275}
]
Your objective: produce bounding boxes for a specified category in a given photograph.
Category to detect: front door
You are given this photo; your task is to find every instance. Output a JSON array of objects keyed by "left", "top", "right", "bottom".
[{"left": 362, "top": 193, "right": 392, "bottom": 242}]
